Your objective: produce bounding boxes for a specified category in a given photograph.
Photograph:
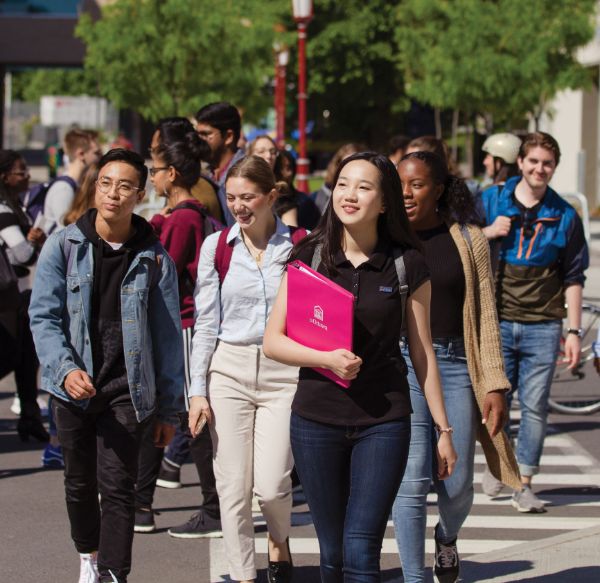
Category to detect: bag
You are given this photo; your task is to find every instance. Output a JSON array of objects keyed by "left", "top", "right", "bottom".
[
  {"left": 0, "top": 243, "right": 19, "bottom": 293},
  {"left": 169, "top": 201, "right": 225, "bottom": 297},
  {"left": 20, "top": 176, "right": 78, "bottom": 225},
  {"left": 214, "top": 225, "right": 307, "bottom": 285}
]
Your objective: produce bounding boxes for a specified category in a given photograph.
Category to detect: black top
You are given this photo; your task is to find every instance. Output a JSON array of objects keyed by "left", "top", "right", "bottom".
[
  {"left": 415, "top": 223, "right": 465, "bottom": 338},
  {"left": 77, "top": 209, "right": 157, "bottom": 398},
  {"left": 291, "top": 242, "right": 430, "bottom": 426}
]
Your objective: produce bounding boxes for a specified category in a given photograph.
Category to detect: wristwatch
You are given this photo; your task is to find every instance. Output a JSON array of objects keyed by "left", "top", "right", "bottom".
[{"left": 567, "top": 328, "right": 584, "bottom": 338}]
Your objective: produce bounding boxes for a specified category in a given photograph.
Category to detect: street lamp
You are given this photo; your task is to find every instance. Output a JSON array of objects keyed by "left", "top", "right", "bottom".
[
  {"left": 273, "top": 43, "right": 289, "bottom": 148},
  {"left": 292, "top": 0, "right": 313, "bottom": 194}
]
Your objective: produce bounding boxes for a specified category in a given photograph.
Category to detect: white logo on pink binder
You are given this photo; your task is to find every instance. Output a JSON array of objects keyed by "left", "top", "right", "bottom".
[
  {"left": 309, "top": 305, "right": 328, "bottom": 330},
  {"left": 313, "top": 305, "right": 324, "bottom": 321}
]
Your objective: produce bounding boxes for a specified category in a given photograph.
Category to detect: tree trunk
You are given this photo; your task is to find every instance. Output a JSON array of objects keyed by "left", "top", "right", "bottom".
[{"left": 434, "top": 107, "right": 442, "bottom": 138}]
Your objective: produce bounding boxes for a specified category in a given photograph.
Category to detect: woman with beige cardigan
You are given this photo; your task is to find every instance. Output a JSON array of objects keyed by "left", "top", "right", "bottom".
[{"left": 392, "top": 151, "right": 520, "bottom": 583}]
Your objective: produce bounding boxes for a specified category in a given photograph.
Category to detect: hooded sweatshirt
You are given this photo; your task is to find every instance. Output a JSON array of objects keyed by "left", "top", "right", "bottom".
[{"left": 76, "top": 209, "right": 158, "bottom": 398}]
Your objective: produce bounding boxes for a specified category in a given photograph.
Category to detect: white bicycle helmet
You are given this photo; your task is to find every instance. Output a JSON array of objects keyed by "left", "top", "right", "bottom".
[{"left": 482, "top": 133, "right": 521, "bottom": 164}]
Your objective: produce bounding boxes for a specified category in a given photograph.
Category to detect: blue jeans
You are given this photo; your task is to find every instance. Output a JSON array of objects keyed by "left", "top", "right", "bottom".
[
  {"left": 291, "top": 412, "right": 411, "bottom": 583},
  {"left": 392, "top": 338, "right": 478, "bottom": 583},
  {"left": 500, "top": 319, "right": 562, "bottom": 477}
]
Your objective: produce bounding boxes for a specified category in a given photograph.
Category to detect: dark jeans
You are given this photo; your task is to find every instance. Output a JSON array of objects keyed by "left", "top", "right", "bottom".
[
  {"left": 291, "top": 412, "right": 411, "bottom": 583},
  {"left": 53, "top": 393, "right": 150, "bottom": 582},
  {"left": 136, "top": 421, "right": 220, "bottom": 519}
]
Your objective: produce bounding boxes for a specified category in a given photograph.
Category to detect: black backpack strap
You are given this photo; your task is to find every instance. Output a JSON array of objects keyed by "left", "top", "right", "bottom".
[{"left": 392, "top": 247, "right": 409, "bottom": 328}]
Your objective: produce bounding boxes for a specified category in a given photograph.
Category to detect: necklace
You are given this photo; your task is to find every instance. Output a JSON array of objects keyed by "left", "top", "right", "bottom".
[{"left": 241, "top": 233, "right": 266, "bottom": 265}]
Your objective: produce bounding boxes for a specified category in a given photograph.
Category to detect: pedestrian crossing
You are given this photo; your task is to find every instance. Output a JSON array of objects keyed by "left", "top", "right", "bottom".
[{"left": 208, "top": 432, "right": 600, "bottom": 582}]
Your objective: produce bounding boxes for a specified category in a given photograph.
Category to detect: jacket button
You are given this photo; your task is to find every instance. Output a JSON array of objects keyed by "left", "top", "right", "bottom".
[{"left": 85, "top": 339, "right": 89, "bottom": 345}]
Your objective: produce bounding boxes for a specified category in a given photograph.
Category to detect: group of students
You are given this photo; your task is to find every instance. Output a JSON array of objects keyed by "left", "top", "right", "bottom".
[{"left": 0, "top": 102, "right": 590, "bottom": 583}]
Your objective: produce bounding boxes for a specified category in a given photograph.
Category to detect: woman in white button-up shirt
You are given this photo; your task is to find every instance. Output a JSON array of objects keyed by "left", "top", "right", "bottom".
[{"left": 188, "top": 155, "right": 298, "bottom": 583}]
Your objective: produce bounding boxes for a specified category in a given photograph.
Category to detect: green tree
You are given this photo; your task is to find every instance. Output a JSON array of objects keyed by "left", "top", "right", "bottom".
[
  {"left": 12, "top": 68, "right": 97, "bottom": 102},
  {"left": 304, "top": 0, "right": 407, "bottom": 145},
  {"left": 76, "top": 0, "right": 288, "bottom": 122},
  {"left": 394, "top": 0, "right": 597, "bottom": 129}
]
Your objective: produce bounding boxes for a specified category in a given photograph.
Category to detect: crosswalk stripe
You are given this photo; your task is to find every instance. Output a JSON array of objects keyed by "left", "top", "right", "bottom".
[
  {"left": 474, "top": 453, "right": 594, "bottom": 466},
  {"left": 382, "top": 516, "right": 600, "bottom": 530},
  {"left": 251, "top": 537, "right": 527, "bottom": 555},
  {"left": 473, "top": 472, "right": 600, "bottom": 486},
  {"left": 433, "top": 492, "right": 600, "bottom": 507}
]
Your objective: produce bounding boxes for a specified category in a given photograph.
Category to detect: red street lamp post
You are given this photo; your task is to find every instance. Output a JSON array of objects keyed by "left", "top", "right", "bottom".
[
  {"left": 292, "top": 0, "right": 313, "bottom": 194},
  {"left": 274, "top": 44, "right": 289, "bottom": 148}
]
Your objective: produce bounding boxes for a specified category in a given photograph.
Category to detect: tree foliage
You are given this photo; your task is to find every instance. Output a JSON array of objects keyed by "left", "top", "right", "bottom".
[
  {"left": 76, "top": 0, "right": 288, "bottom": 122},
  {"left": 394, "top": 0, "right": 597, "bottom": 126},
  {"left": 12, "top": 68, "right": 96, "bottom": 102},
  {"left": 305, "top": 0, "right": 407, "bottom": 145}
]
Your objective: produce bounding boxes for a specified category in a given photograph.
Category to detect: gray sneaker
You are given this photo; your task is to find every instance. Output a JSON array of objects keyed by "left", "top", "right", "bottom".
[
  {"left": 511, "top": 486, "right": 547, "bottom": 513},
  {"left": 481, "top": 466, "right": 504, "bottom": 497}
]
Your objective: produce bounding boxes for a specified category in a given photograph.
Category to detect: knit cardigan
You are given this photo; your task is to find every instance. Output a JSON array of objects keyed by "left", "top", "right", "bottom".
[{"left": 448, "top": 222, "right": 522, "bottom": 490}]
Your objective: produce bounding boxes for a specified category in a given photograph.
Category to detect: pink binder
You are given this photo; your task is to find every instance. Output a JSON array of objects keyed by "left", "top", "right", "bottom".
[{"left": 286, "top": 260, "right": 355, "bottom": 388}]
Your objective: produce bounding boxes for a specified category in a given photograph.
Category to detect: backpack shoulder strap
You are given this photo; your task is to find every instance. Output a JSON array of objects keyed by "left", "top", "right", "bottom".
[
  {"left": 214, "top": 227, "right": 233, "bottom": 286},
  {"left": 393, "top": 247, "right": 409, "bottom": 328},
  {"left": 459, "top": 223, "right": 473, "bottom": 249},
  {"left": 289, "top": 226, "right": 308, "bottom": 245},
  {"left": 310, "top": 243, "right": 323, "bottom": 272}
]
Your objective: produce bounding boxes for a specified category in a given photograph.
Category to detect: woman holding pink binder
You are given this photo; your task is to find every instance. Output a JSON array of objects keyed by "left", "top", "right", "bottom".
[
  {"left": 187, "top": 156, "right": 300, "bottom": 583},
  {"left": 264, "top": 152, "right": 457, "bottom": 582}
]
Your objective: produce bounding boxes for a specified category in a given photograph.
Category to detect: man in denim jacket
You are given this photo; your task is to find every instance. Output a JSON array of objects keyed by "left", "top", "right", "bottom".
[{"left": 29, "top": 149, "right": 185, "bottom": 583}]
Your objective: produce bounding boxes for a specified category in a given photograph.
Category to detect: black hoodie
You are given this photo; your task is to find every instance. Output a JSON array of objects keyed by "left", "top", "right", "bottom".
[{"left": 76, "top": 209, "right": 158, "bottom": 398}]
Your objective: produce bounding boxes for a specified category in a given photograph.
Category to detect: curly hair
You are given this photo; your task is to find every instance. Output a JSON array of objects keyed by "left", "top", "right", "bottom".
[{"left": 400, "top": 151, "right": 477, "bottom": 225}]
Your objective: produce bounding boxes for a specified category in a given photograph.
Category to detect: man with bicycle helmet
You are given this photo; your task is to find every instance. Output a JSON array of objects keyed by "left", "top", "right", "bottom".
[{"left": 480, "top": 132, "right": 588, "bottom": 513}]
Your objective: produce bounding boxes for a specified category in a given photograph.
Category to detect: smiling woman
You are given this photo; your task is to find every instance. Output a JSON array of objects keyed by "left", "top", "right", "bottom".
[{"left": 263, "top": 152, "right": 458, "bottom": 582}]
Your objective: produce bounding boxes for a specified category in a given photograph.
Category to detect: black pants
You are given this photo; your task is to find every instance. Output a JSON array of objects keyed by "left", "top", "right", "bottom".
[
  {"left": 136, "top": 420, "right": 220, "bottom": 519},
  {"left": 7, "top": 290, "right": 40, "bottom": 417},
  {"left": 53, "top": 393, "right": 150, "bottom": 582}
]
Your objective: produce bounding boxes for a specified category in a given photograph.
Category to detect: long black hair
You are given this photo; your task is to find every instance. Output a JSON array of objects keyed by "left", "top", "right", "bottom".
[
  {"left": 400, "top": 151, "right": 477, "bottom": 226},
  {"left": 289, "top": 152, "right": 422, "bottom": 275}
]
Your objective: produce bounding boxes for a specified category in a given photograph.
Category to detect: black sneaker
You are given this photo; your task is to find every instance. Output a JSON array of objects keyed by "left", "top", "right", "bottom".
[
  {"left": 168, "top": 510, "right": 222, "bottom": 539},
  {"left": 156, "top": 458, "right": 182, "bottom": 489},
  {"left": 433, "top": 523, "right": 459, "bottom": 583},
  {"left": 134, "top": 507, "right": 156, "bottom": 533}
]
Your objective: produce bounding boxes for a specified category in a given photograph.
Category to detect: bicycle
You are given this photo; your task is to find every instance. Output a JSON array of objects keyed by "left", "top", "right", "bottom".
[{"left": 549, "top": 302, "right": 600, "bottom": 415}]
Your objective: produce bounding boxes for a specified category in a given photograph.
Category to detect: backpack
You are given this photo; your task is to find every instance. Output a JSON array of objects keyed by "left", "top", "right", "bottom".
[
  {"left": 169, "top": 200, "right": 224, "bottom": 239},
  {"left": 169, "top": 201, "right": 225, "bottom": 298},
  {"left": 214, "top": 225, "right": 308, "bottom": 285},
  {"left": 20, "top": 176, "right": 78, "bottom": 225}
]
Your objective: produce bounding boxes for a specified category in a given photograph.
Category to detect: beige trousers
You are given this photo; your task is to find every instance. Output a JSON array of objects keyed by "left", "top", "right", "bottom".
[{"left": 208, "top": 341, "right": 298, "bottom": 581}]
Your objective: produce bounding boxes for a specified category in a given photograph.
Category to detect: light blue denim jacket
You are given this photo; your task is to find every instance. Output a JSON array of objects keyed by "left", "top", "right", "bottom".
[{"left": 29, "top": 223, "right": 185, "bottom": 424}]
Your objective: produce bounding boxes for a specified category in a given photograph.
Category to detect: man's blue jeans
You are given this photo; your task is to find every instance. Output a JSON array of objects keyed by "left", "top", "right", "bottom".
[
  {"left": 291, "top": 412, "right": 411, "bottom": 583},
  {"left": 392, "top": 339, "right": 478, "bottom": 583},
  {"left": 500, "top": 319, "right": 562, "bottom": 477}
]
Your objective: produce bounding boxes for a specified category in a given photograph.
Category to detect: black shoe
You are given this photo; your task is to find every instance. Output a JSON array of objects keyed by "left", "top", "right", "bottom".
[
  {"left": 17, "top": 415, "right": 50, "bottom": 443},
  {"left": 168, "top": 510, "right": 222, "bottom": 539},
  {"left": 433, "top": 523, "right": 459, "bottom": 583},
  {"left": 134, "top": 507, "right": 156, "bottom": 533},
  {"left": 156, "top": 458, "right": 182, "bottom": 489},
  {"left": 268, "top": 537, "right": 293, "bottom": 583}
]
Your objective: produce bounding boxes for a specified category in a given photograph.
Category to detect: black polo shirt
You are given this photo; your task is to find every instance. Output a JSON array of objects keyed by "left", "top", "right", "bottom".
[{"left": 291, "top": 242, "right": 430, "bottom": 426}]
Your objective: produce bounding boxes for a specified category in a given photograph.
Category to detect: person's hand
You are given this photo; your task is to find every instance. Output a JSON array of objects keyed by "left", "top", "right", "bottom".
[
  {"left": 64, "top": 369, "right": 96, "bottom": 400},
  {"left": 563, "top": 334, "right": 581, "bottom": 370},
  {"left": 153, "top": 420, "right": 176, "bottom": 447},
  {"left": 27, "top": 227, "right": 46, "bottom": 247},
  {"left": 482, "top": 390, "right": 508, "bottom": 438},
  {"left": 436, "top": 433, "right": 457, "bottom": 480},
  {"left": 188, "top": 396, "right": 212, "bottom": 438},
  {"left": 488, "top": 216, "right": 512, "bottom": 239},
  {"left": 325, "top": 349, "right": 363, "bottom": 380}
]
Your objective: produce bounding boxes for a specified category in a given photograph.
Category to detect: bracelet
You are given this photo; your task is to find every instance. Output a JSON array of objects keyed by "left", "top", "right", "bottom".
[{"left": 435, "top": 424, "right": 454, "bottom": 435}]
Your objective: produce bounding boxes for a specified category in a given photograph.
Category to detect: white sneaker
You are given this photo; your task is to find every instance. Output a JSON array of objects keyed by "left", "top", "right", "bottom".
[
  {"left": 78, "top": 553, "right": 99, "bottom": 583},
  {"left": 10, "top": 394, "right": 20, "bottom": 416}
]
